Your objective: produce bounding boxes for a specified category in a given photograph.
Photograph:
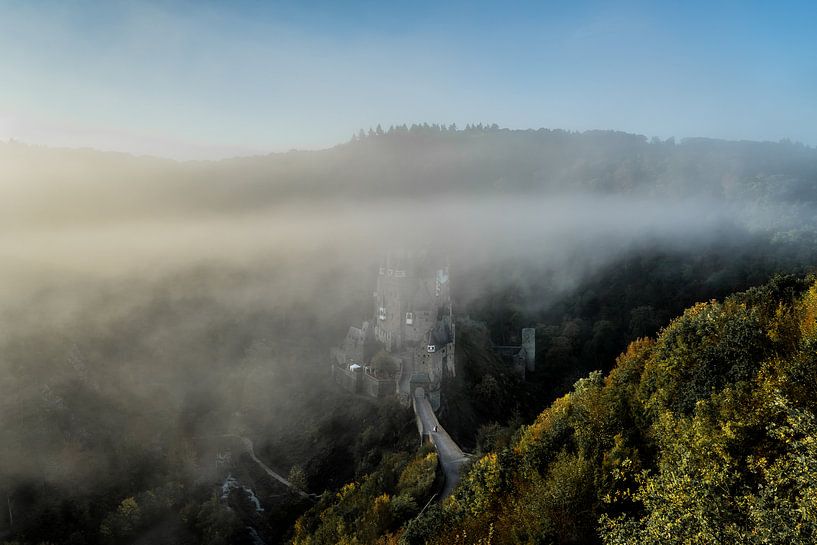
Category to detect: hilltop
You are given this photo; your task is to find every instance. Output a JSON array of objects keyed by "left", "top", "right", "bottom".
[{"left": 2, "top": 127, "right": 816, "bottom": 228}]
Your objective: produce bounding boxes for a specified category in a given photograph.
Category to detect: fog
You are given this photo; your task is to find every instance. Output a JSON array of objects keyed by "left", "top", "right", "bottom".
[
  {"left": 1, "top": 130, "right": 816, "bottom": 542},
  {"left": 0, "top": 192, "right": 768, "bottom": 327}
]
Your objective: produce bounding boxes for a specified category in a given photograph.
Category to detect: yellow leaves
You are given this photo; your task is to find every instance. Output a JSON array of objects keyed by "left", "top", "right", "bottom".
[
  {"left": 374, "top": 531, "right": 401, "bottom": 545},
  {"left": 368, "top": 493, "right": 393, "bottom": 532},
  {"left": 99, "top": 495, "right": 143, "bottom": 538},
  {"left": 608, "top": 337, "right": 654, "bottom": 385},
  {"left": 767, "top": 301, "right": 799, "bottom": 347},
  {"left": 469, "top": 453, "right": 500, "bottom": 488},
  {"left": 457, "top": 453, "right": 502, "bottom": 516},
  {"left": 294, "top": 449, "right": 440, "bottom": 544},
  {"left": 397, "top": 451, "right": 437, "bottom": 499},
  {"left": 798, "top": 283, "right": 817, "bottom": 340},
  {"left": 337, "top": 481, "right": 358, "bottom": 500},
  {"left": 515, "top": 394, "right": 572, "bottom": 455},
  {"left": 373, "top": 492, "right": 391, "bottom": 509},
  {"left": 293, "top": 516, "right": 306, "bottom": 536},
  {"left": 477, "top": 452, "right": 499, "bottom": 469},
  {"left": 442, "top": 491, "right": 462, "bottom": 512},
  {"left": 448, "top": 523, "right": 495, "bottom": 545},
  {"left": 297, "top": 279, "right": 817, "bottom": 545},
  {"left": 601, "top": 434, "right": 642, "bottom": 507},
  {"left": 685, "top": 301, "right": 707, "bottom": 317},
  {"left": 118, "top": 496, "right": 141, "bottom": 518}
]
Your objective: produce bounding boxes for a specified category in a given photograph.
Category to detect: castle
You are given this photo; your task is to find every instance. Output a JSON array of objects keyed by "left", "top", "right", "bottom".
[
  {"left": 331, "top": 251, "right": 455, "bottom": 409},
  {"left": 493, "top": 327, "right": 536, "bottom": 375},
  {"left": 331, "top": 251, "right": 536, "bottom": 411}
]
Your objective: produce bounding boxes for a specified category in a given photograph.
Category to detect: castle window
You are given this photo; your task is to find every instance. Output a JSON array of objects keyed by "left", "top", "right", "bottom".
[
  {"left": 378, "top": 307, "right": 386, "bottom": 320},
  {"left": 405, "top": 312, "right": 414, "bottom": 325}
]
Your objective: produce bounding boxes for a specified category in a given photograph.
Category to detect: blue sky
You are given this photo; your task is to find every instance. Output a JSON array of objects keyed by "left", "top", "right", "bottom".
[{"left": 0, "top": 0, "right": 815, "bottom": 159}]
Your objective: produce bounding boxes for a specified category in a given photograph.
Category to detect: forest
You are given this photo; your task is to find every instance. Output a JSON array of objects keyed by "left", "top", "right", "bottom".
[
  {"left": 294, "top": 274, "right": 817, "bottom": 545},
  {"left": 1, "top": 128, "right": 817, "bottom": 544}
]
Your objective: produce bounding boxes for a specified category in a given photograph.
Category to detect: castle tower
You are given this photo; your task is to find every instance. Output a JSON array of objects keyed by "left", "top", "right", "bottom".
[
  {"left": 374, "top": 250, "right": 415, "bottom": 350},
  {"left": 521, "top": 328, "right": 536, "bottom": 372},
  {"left": 372, "top": 251, "right": 452, "bottom": 356}
]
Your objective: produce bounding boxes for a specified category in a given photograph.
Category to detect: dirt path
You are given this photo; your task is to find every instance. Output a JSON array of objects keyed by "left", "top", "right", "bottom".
[{"left": 224, "top": 435, "right": 317, "bottom": 500}]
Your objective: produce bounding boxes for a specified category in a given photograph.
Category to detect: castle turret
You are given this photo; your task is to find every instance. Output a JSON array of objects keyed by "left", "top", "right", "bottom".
[{"left": 522, "top": 328, "right": 536, "bottom": 372}]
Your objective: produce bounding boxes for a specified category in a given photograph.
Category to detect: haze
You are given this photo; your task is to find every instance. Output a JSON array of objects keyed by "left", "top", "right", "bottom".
[
  {"left": 2, "top": 2, "right": 817, "bottom": 544},
  {"left": 1, "top": 0, "right": 816, "bottom": 159}
]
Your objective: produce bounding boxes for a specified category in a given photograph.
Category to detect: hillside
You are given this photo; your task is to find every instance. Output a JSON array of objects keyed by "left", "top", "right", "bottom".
[
  {"left": 292, "top": 274, "right": 817, "bottom": 545},
  {"left": 5, "top": 1, "right": 816, "bottom": 543},
  {"left": 2, "top": 127, "right": 817, "bottom": 228},
  {"left": 2, "top": 128, "right": 817, "bottom": 544}
]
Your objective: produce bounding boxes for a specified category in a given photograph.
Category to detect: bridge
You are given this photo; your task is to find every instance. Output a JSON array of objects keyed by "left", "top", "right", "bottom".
[{"left": 412, "top": 387, "right": 470, "bottom": 498}]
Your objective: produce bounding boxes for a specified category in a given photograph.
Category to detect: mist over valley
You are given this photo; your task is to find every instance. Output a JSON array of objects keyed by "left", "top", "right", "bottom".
[{"left": 2, "top": 2, "right": 817, "bottom": 542}]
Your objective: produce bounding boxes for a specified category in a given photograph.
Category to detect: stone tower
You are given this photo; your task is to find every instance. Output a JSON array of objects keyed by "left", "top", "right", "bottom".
[
  {"left": 373, "top": 250, "right": 451, "bottom": 352},
  {"left": 521, "top": 327, "right": 536, "bottom": 372}
]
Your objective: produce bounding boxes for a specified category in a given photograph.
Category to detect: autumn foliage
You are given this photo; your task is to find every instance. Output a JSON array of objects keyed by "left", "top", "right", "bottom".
[{"left": 295, "top": 275, "right": 817, "bottom": 544}]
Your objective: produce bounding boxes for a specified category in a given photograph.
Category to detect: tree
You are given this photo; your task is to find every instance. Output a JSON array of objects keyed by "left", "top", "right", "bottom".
[
  {"left": 288, "top": 464, "right": 308, "bottom": 491},
  {"left": 371, "top": 350, "right": 398, "bottom": 377},
  {"left": 99, "top": 496, "right": 142, "bottom": 540}
]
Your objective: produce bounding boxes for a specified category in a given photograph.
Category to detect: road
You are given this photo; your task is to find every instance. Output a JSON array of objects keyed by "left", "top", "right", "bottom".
[
  {"left": 226, "top": 435, "right": 317, "bottom": 500},
  {"left": 413, "top": 388, "right": 470, "bottom": 498}
]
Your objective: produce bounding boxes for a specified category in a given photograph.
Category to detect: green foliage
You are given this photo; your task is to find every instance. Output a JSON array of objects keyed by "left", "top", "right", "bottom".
[
  {"left": 600, "top": 395, "right": 817, "bottom": 545},
  {"left": 291, "top": 449, "right": 439, "bottom": 545},
  {"left": 640, "top": 298, "right": 771, "bottom": 416},
  {"left": 372, "top": 350, "right": 399, "bottom": 377},
  {"left": 407, "top": 276, "right": 817, "bottom": 545},
  {"left": 190, "top": 493, "right": 241, "bottom": 545},
  {"left": 465, "top": 237, "right": 817, "bottom": 436},
  {"left": 288, "top": 465, "right": 309, "bottom": 492},
  {"left": 599, "top": 279, "right": 817, "bottom": 545},
  {"left": 99, "top": 496, "right": 142, "bottom": 539},
  {"left": 396, "top": 452, "right": 439, "bottom": 500},
  {"left": 440, "top": 320, "right": 526, "bottom": 448},
  {"left": 399, "top": 503, "right": 444, "bottom": 545},
  {"left": 475, "top": 422, "right": 515, "bottom": 455}
]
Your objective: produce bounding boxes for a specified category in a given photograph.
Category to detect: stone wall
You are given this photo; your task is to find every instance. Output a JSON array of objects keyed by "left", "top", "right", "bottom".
[
  {"left": 332, "top": 364, "right": 397, "bottom": 399},
  {"left": 331, "top": 364, "right": 362, "bottom": 394},
  {"left": 362, "top": 373, "right": 396, "bottom": 398}
]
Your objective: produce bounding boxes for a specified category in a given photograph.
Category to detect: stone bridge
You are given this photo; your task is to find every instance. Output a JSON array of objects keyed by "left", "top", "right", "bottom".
[{"left": 412, "top": 387, "right": 470, "bottom": 498}]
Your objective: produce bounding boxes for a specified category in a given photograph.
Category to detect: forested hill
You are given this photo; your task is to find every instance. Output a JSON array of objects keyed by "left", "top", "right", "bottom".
[
  {"left": 2, "top": 128, "right": 817, "bottom": 544},
  {"left": 3, "top": 127, "right": 817, "bottom": 225},
  {"left": 291, "top": 274, "right": 817, "bottom": 545},
  {"left": 315, "top": 126, "right": 817, "bottom": 201}
]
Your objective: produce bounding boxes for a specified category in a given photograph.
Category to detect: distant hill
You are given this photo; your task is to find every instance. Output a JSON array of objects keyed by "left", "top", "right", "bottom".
[
  {"left": 2, "top": 127, "right": 816, "bottom": 545},
  {"left": 2, "top": 127, "right": 816, "bottom": 226}
]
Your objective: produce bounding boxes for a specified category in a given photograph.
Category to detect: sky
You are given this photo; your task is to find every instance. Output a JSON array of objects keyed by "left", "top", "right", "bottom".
[{"left": 0, "top": 0, "right": 815, "bottom": 160}]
